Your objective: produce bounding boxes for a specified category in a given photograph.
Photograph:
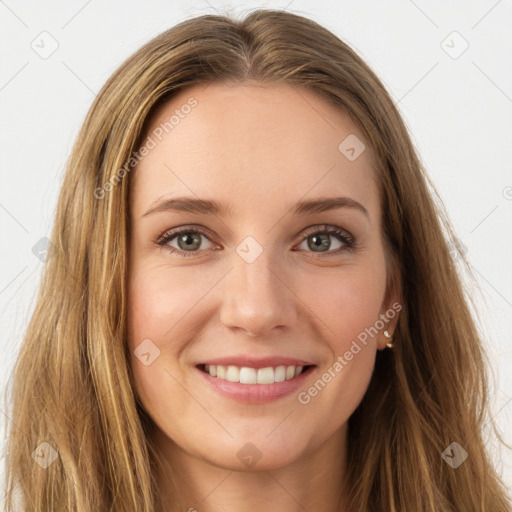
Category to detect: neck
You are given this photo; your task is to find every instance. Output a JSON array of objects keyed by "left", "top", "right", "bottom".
[{"left": 151, "top": 424, "right": 349, "bottom": 512}]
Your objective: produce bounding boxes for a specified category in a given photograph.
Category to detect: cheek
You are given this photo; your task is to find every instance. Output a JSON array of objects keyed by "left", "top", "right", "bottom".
[
  {"left": 291, "top": 258, "right": 386, "bottom": 414},
  {"left": 127, "top": 261, "right": 213, "bottom": 347},
  {"left": 295, "top": 259, "right": 387, "bottom": 349},
  {"left": 126, "top": 263, "right": 186, "bottom": 402},
  {"left": 126, "top": 267, "right": 200, "bottom": 431},
  {"left": 126, "top": 261, "right": 226, "bottom": 411},
  {"left": 292, "top": 283, "right": 381, "bottom": 445}
]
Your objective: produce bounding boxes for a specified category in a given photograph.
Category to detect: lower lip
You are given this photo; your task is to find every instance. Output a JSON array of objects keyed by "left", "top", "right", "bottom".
[{"left": 196, "top": 366, "right": 316, "bottom": 404}]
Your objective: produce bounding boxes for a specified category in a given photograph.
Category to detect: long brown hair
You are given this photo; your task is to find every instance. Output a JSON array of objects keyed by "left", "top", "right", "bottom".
[{"left": 3, "top": 8, "right": 510, "bottom": 511}]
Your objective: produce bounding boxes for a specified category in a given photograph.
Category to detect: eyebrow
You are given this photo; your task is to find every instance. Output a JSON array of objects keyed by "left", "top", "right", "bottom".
[{"left": 142, "top": 195, "right": 369, "bottom": 219}]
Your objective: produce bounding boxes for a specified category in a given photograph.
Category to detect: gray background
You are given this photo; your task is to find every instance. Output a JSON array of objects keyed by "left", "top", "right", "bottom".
[{"left": 1, "top": 0, "right": 511, "bottom": 498}]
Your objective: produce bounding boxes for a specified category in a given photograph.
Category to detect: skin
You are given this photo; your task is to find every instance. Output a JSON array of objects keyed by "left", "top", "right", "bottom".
[{"left": 127, "top": 81, "right": 401, "bottom": 512}]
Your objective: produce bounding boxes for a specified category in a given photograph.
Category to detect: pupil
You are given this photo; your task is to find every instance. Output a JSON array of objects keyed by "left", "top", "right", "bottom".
[
  {"left": 310, "top": 234, "right": 329, "bottom": 252},
  {"left": 179, "top": 233, "right": 200, "bottom": 250}
]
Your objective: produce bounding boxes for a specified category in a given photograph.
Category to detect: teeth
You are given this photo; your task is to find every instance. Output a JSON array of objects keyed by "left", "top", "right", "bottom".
[
  {"left": 226, "top": 365, "right": 239, "bottom": 383},
  {"left": 274, "top": 365, "right": 286, "bottom": 382},
  {"left": 204, "top": 364, "right": 305, "bottom": 384},
  {"left": 240, "top": 367, "right": 257, "bottom": 384},
  {"left": 285, "top": 365, "right": 295, "bottom": 380},
  {"left": 257, "top": 367, "right": 274, "bottom": 384}
]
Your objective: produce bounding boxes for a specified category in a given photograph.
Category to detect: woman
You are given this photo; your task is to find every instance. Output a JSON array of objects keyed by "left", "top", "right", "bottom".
[{"left": 3, "top": 8, "right": 510, "bottom": 512}]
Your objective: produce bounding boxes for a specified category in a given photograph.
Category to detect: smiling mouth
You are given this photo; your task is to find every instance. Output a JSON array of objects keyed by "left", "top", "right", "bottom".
[{"left": 198, "top": 364, "right": 313, "bottom": 384}]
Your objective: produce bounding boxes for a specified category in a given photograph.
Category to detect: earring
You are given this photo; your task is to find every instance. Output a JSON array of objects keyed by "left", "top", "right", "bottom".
[{"left": 383, "top": 330, "right": 394, "bottom": 349}]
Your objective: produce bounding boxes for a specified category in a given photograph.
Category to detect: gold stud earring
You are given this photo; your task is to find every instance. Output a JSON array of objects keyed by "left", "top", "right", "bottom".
[{"left": 383, "top": 330, "right": 394, "bottom": 349}]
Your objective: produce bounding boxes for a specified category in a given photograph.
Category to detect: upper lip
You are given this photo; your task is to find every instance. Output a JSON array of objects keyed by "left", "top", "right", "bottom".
[{"left": 197, "top": 356, "right": 315, "bottom": 369}]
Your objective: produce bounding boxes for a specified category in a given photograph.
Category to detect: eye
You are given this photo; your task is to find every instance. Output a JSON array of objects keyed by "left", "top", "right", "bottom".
[
  {"left": 296, "top": 224, "right": 356, "bottom": 257},
  {"left": 156, "top": 226, "right": 217, "bottom": 257}
]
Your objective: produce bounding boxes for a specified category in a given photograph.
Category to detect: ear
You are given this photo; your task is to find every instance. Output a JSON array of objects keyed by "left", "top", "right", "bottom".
[{"left": 376, "top": 265, "right": 402, "bottom": 351}]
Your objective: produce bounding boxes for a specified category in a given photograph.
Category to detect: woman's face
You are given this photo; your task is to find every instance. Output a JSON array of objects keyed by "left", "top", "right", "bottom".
[{"left": 127, "top": 82, "right": 400, "bottom": 471}]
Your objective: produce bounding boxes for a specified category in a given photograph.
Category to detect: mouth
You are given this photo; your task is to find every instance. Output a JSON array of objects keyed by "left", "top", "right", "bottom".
[
  {"left": 197, "top": 363, "right": 314, "bottom": 384},
  {"left": 195, "top": 362, "right": 316, "bottom": 403}
]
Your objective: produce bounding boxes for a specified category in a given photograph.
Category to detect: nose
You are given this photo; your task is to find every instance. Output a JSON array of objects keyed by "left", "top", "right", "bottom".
[{"left": 219, "top": 245, "right": 298, "bottom": 338}]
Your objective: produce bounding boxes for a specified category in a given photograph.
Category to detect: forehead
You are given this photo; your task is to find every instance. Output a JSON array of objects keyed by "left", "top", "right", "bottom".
[{"left": 131, "top": 82, "right": 379, "bottom": 221}]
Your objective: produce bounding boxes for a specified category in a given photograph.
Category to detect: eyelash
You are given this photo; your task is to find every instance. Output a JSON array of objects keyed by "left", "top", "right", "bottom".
[{"left": 155, "top": 224, "right": 357, "bottom": 259}]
